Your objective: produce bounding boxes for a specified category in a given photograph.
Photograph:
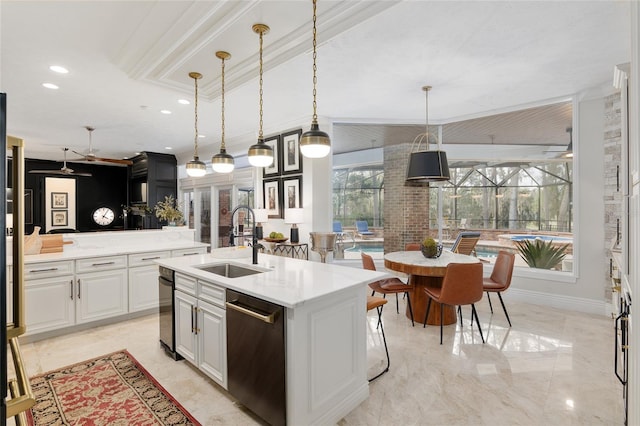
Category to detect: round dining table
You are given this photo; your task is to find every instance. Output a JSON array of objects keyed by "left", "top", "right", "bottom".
[{"left": 384, "top": 250, "right": 481, "bottom": 326}]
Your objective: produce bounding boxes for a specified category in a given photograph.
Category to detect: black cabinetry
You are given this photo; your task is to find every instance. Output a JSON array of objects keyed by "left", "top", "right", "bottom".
[{"left": 128, "top": 152, "right": 177, "bottom": 229}]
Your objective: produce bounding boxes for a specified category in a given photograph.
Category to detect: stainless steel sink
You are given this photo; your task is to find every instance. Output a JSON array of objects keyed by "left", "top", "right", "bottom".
[{"left": 196, "top": 263, "right": 265, "bottom": 278}]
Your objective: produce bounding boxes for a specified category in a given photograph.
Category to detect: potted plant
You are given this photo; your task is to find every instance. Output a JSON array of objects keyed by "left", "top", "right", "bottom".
[
  {"left": 515, "top": 238, "right": 568, "bottom": 269},
  {"left": 154, "top": 195, "right": 184, "bottom": 226},
  {"left": 421, "top": 237, "right": 443, "bottom": 258}
]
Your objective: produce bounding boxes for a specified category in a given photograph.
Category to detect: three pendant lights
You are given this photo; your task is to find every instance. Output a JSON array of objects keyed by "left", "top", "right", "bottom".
[{"left": 185, "top": 0, "right": 330, "bottom": 178}]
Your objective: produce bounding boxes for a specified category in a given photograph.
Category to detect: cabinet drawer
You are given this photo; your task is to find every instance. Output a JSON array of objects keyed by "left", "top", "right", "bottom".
[
  {"left": 128, "top": 251, "right": 171, "bottom": 267},
  {"left": 25, "top": 260, "right": 74, "bottom": 279},
  {"left": 176, "top": 273, "right": 197, "bottom": 296},
  {"left": 198, "top": 280, "right": 225, "bottom": 308},
  {"left": 76, "top": 255, "right": 127, "bottom": 274},
  {"left": 171, "top": 247, "right": 207, "bottom": 257}
]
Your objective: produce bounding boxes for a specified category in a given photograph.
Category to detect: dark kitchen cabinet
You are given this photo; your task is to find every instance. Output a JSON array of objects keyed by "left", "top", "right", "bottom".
[{"left": 128, "top": 152, "right": 177, "bottom": 229}]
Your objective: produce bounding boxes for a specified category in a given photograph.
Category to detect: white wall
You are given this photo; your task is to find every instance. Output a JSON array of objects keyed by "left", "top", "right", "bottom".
[{"left": 507, "top": 95, "right": 609, "bottom": 314}]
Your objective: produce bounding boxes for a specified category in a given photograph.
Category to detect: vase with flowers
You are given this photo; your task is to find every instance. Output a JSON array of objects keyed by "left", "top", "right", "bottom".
[{"left": 154, "top": 195, "right": 184, "bottom": 226}]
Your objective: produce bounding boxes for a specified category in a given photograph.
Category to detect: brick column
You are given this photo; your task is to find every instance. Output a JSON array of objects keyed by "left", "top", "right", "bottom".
[{"left": 384, "top": 143, "right": 431, "bottom": 253}]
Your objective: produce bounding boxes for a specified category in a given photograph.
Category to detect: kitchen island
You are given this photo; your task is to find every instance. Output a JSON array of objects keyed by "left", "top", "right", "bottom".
[{"left": 156, "top": 248, "right": 388, "bottom": 426}]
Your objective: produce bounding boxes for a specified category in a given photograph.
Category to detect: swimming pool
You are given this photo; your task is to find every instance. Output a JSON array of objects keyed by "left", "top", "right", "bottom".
[
  {"left": 507, "top": 234, "right": 572, "bottom": 242},
  {"left": 344, "top": 242, "right": 501, "bottom": 258}
]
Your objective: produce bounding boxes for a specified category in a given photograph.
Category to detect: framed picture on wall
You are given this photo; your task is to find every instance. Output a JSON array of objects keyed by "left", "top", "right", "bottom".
[
  {"left": 51, "top": 192, "right": 68, "bottom": 209},
  {"left": 282, "top": 129, "right": 303, "bottom": 174},
  {"left": 51, "top": 210, "right": 68, "bottom": 227},
  {"left": 263, "top": 178, "right": 282, "bottom": 219},
  {"left": 282, "top": 176, "right": 302, "bottom": 209},
  {"left": 262, "top": 135, "right": 281, "bottom": 178}
]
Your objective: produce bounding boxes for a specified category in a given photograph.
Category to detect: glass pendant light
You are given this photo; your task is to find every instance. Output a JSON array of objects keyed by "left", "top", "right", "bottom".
[
  {"left": 300, "top": 0, "right": 331, "bottom": 159},
  {"left": 211, "top": 51, "right": 235, "bottom": 173},
  {"left": 247, "top": 24, "right": 274, "bottom": 168},
  {"left": 185, "top": 72, "right": 206, "bottom": 177},
  {"left": 406, "top": 86, "right": 450, "bottom": 182}
]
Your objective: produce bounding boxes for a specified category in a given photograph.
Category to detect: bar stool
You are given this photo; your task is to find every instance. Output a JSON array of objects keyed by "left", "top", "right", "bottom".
[{"left": 367, "top": 295, "right": 389, "bottom": 382}]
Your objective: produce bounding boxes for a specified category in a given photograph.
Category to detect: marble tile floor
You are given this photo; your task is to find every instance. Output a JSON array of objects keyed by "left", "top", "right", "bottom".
[{"left": 8, "top": 297, "right": 623, "bottom": 425}]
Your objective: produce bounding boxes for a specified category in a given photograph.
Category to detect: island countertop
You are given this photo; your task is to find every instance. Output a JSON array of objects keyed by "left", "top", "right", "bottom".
[{"left": 156, "top": 248, "right": 389, "bottom": 308}]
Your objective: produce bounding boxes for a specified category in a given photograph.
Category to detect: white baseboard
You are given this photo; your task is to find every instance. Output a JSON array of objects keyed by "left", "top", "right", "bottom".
[{"left": 506, "top": 288, "right": 611, "bottom": 317}]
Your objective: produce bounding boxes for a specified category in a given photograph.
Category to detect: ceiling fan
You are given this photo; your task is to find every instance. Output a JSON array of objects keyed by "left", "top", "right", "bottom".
[
  {"left": 71, "top": 126, "right": 133, "bottom": 166},
  {"left": 29, "top": 148, "right": 92, "bottom": 177}
]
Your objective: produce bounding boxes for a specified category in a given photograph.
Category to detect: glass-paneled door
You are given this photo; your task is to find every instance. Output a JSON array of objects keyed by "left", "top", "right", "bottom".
[{"left": 196, "top": 187, "right": 211, "bottom": 246}]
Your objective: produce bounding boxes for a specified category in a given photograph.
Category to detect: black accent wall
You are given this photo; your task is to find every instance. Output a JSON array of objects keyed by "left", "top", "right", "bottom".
[{"left": 10, "top": 158, "right": 128, "bottom": 234}]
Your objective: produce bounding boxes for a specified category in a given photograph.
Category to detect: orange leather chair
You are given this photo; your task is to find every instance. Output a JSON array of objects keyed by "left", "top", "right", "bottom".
[
  {"left": 483, "top": 251, "right": 516, "bottom": 327},
  {"left": 367, "top": 295, "right": 389, "bottom": 382},
  {"left": 361, "top": 252, "right": 415, "bottom": 326},
  {"left": 405, "top": 243, "right": 421, "bottom": 251},
  {"left": 422, "top": 262, "right": 485, "bottom": 344}
]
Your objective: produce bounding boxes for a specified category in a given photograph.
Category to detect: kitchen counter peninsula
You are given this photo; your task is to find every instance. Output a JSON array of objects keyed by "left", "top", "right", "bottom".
[{"left": 156, "top": 249, "right": 389, "bottom": 426}]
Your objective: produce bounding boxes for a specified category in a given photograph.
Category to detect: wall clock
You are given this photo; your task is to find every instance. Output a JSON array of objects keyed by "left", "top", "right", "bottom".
[{"left": 92, "top": 206, "right": 115, "bottom": 227}]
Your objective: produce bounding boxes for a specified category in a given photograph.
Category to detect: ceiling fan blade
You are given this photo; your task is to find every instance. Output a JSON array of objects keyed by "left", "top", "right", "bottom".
[
  {"left": 28, "top": 169, "right": 92, "bottom": 177},
  {"left": 91, "top": 156, "right": 133, "bottom": 166}
]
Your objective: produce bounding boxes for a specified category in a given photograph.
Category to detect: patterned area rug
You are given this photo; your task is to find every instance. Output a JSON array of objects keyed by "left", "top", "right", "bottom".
[{"left": 27, "top": 350, "right": 200, "bottom": 426}]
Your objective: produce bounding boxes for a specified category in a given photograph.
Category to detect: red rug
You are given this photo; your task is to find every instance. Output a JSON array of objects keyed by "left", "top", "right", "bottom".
[{"left": 27, "top": 350, "right": 200, "bottom": 425}]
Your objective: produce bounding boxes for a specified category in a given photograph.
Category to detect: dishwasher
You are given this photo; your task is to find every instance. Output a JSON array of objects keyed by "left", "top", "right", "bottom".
[{"left": 226, "top": 289, "right": 286, "bottom": 426}]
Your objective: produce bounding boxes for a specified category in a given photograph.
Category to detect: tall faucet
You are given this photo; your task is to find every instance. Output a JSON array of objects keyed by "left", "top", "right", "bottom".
[{"left": 229, "top": 205, "right": 260, "bottom": 264}]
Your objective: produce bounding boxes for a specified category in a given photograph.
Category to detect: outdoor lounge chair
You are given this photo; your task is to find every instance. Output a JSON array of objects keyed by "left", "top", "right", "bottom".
[
  {"left": 355, "top": 220, "right": 374, "bottom": 238},
  {"left": 333, "top": 221, "right": 346, "bottom": 243},
  {"left": 450, "top": 231, "right": 481, "bottom": 256}
]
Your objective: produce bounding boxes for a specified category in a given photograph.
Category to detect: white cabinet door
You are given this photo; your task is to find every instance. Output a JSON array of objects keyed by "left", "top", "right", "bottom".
[
  {"left": 198, "top": 300, "right": 227, "bottom": 389},
  {"left": 128, "top": 265, "right": 160, "bottom": 312},
  {"left": 76, "top": 269, "right": 128, "bottom": 324},
  {"left": 175, "top": 290, "right": 197, "bottom": 364},
  {"left": 25, "top": 276, "right": 75, "bottom": 334}
]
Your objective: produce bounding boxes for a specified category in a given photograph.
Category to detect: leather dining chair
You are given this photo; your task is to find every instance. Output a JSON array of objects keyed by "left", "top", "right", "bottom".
[
  {"left": 423, "top": 262, "right": 485, "bottom": 344},
  {"left": 361, "top": 252, "right": 415, "bottom": 326},
  {"left": 367, "top": 295, "right": 390, "bottom": 382},
  {"left": 483, "top": 250, "right": 516, "bottom": 327},
  {"left": 405, "top": 243, "right": 421, "bottom": 251}
]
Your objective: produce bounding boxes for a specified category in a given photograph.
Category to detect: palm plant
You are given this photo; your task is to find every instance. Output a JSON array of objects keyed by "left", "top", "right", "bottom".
[{"left": 515, "top": 239, "right": 568, "bottom": 270}]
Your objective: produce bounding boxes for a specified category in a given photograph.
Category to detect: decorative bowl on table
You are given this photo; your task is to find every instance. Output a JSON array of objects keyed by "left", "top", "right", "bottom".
[
  {"left": 264, "top": 237, "right": 288, "bottom": 243},
  {"left": 420, "top": 243, "right": 443, "bottom": 259}
]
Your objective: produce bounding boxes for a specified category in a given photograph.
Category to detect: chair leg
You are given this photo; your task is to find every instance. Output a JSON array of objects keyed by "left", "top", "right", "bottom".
[
  {"left": 375, "top": 305, "right": 383, "bottom": 330},
  {"left": 369, "top": 306, "right": 390, "bottom": 382},
  {"left": 439, "top": 303, "right": 444, "bottom": 345},
  {"left": 457, "top": 305, "right": 463, "bottom": 327},
  {"left": 371, "top": 290, "right": 375, "bottom": 297},
  {"left": 471, "top": 304, "right": 485, "bottom": 343},
  {"left": 395, "top": 293, "right": 399, "bottom": 314},
  {"left": 497, "top": 292, "right": 512, "bottom": 327},
  {"left": 423, "top": 298, "right": 432, "bottom": 328},
  {"left": 486, "top": 292, "right": 494, "bottom": 313},
  {"left": 405, "top": 292, "right": 415, "bottom": 327}
]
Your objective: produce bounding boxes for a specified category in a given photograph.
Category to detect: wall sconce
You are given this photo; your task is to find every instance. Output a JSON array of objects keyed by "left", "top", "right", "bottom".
[
  {"left": 284, "top": 208, "right": 304, "bottom": 243},
  {"left": 254, "top": 208, "right": 268, "bottom": 240}
]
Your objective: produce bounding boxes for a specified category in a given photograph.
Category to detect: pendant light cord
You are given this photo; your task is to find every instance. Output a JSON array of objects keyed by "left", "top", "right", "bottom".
[
  {"left": 193, "top": 75, "right": 199, "bottom": 157},
  {"left": 312, "top": 0, "right": 318, "bottom": 122},
  {"left": 258, "top": 28, "right": 264, "bottom": 140},
  {"left": 220, "top": 56, "right": 226, "bottom": 150}
]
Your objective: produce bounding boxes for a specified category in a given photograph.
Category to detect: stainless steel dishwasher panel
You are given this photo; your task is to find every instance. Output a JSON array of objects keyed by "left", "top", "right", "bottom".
[{"left": 226, "top": 289, "right": 286, "bottom": 426}]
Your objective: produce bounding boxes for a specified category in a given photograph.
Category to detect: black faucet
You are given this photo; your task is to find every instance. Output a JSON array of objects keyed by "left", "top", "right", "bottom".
[{"left": 229, "top": 205, "right": 260, "bottom": 264}]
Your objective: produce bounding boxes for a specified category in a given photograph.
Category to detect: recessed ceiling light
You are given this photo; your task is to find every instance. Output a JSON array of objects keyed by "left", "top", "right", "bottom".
[
  {"left": 165, "top": 146, "right": 172, "bottom": 150},
  {"left": 160, "top": 110, "right": 172, "bottom": 114},
  {"left": 178, "top": 99, "right": 190, "bottom": 105},
  {"left": 49, "top": 65, "right": 69, "bottom": 74},
  {"left": 42, "top": 83, "right": 59, "bottom": 89}
]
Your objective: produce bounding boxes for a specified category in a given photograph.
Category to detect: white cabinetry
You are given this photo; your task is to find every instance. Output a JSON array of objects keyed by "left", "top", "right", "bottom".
[
  {"left": 24, "top": 260, "right": 75, "bottom": 334},
  {"left": 171, "top": 247, "right": 207, "bottom": 257},
  {"left": 75, "top": 255, "right": 128, "bottom": 324},
  {"left": 128, "top": 250, "right": 171, "bottom": 312},
  {"left": 174, "top": 274, "right": 227, "bottom": 389}
]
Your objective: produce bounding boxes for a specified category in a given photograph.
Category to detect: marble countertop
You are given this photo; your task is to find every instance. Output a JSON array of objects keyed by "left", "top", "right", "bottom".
[
  {"left": 156, "top": 247, "right": 389, "bottom": 309},
  {"left": 10, "top": 228, "right": 209, "bottom": 264}
]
